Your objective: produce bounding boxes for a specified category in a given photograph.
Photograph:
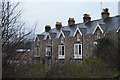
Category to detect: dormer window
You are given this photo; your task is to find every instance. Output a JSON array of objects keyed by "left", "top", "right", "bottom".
[
  {"left": 46, "top": 35, "right": 50, "bottom": 40},
  {"left": 61, "top": 36, "right": 64, "bottom": 43},
  {"left": 73, "top": 27, "right": 82, "bottom": 41},
  {"left": 92, "top": 23, "right": 103, "bottom": 39},
  {"left": 47, "top": 39, "right": 51, "bottom": 44},
  {"left": 45, "top": 33, "right": 51, "bottom": 40},
  {"left": 96, "top": 29, "right": 101, "bottom": 39},
  {"left": 77, "top": 33, "right": 81, "bottom": 41}
]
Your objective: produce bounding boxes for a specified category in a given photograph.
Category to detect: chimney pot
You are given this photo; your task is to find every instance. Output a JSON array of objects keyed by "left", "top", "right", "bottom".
[
  {"left": 83, "top": 14, "right": 91, "bottom": 23},
  {"left": 101, "top": 8, "right": 110, "bottom": 20},
  {"left": 103, "top": 8, "right": 109, "bottom": 13},
  {"left": 45, "top": 25, "right": 51, "bottom": 32},
  {"left": 68, "top": 18, "right": 75, "bottom": 26},
  {"left": 56, "top": 22, "right": 62, "bottom": 30}
]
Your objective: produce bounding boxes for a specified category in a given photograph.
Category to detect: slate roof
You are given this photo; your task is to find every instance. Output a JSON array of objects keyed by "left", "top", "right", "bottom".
[
  {"left": 37, "top": 34, "right": 44, "bottom": 40},
  {"left": 36, "top": 15, "right": 120, "bottom": 41},
  {"left": 79, "top": 28, "right": 87, "bottom": 34},
  {"left": 49, "top": 33, "right": 57, "bottom": 39},
  {"left": 62, "top": 30, "right": 70, "bottom": 37}
]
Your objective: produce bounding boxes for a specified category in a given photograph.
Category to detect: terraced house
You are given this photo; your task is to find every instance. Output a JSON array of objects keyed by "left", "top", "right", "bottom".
[{"left": 33, "top": 8, "right": 120, "bottom": 67}]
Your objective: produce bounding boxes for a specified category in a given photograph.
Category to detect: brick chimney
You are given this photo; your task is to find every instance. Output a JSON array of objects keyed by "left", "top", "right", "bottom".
[
  {"left": 101, "top": 8, "right": 110, "bottom": 20},
  {"left": 45, "top": 25, "right": 51, "bottom": 32},
  {"left": 56, "top": 22, "right": 62, "bottom": 30},
  {"left": 68, "top": 18, "right": 75, "bottom": 26},
  {"left": 83, "top": 14, "right": 91, "bottom": 23}
]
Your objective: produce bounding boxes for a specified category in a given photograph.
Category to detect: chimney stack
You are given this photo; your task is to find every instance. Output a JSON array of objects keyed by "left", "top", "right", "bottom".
[
  {"left": 101, "top": 8, "right": 110, "bottom": 20},
  {"left": 56, "top": 22, "right": 62, "bottom": 30},
  {"left": 68, "top": 18, "right": 75, "bottom": 26},
  {"left": 83, "top": 14, "right": 91, "bottom": 23},
  {"left": 45, "top": 25, "right": 51, "bottom": 32}
]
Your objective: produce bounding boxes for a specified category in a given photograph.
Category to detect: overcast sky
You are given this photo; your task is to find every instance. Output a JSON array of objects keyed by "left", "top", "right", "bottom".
[{"left": 19, "top": 0, "right": 120, "bottom": 34}]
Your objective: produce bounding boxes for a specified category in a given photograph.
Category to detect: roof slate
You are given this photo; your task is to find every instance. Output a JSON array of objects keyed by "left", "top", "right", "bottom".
[
  {"left": 37, "top": 15, "right": 120, "bottom": 40},
  {"left": 62, "top": 30, "right": 70, "bottom": 37},
  {"left": 37, "top": 35, "right": 44, "bottom": 40}
]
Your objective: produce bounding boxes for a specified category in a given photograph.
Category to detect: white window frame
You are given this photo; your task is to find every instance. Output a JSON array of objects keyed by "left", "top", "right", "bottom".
[
  {"left": 74, "top": 44, "right": 82, "bottom": 59},
  {"left": 45, "top": 46, "right": 51, "bottom": 57},
  {"left": 58, "top": 45, "right": 65, "bottom": 59}
]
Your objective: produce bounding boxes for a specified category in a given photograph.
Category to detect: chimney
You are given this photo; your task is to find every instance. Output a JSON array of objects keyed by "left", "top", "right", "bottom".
[
  {"left": 68, "top": 18, "right": 75, "bottom": 26},
  {"left": 101, "top": 8, "right": 110, "bottom": 20},
  {"left": 56, "top": 22, "right": 62, "bottom": 30},
  {"left": 83, "top": 14, "right": 91, "bottom": 23},
  {"left": 45, "top": 25, "right": 51, "bottom": 32}
]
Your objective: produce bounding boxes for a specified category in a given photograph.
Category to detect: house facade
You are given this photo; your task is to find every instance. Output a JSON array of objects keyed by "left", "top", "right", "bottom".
[{"left": 33, "top": 8, "right": 120, "bottom": 68}]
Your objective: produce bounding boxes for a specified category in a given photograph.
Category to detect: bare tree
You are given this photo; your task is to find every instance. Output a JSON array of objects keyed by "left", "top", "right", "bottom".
[{"left": 1, "top": 0, "right": 34, "bottom": 77}]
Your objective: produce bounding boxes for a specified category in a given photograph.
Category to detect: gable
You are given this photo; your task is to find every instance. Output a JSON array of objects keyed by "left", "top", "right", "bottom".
[
  {"left": 92, "top": 23, "right": 104, "bottom": 34},
  {"left": 58, "top": 31, "right": 65, "bottom": 38},
  {"left": 73, "top": 27, "right": 82, "bottom": 37},
  {"left": 95, "top": 27, "right": 102, "bottom": 34},
  {"left": 75, "top": 30, "right": 81, "bottom": 37},
  {"left": 35, "top": 36, "right": 39, "bottom": 42},
  {"left": 44, "top": 33, "right": 51, "bottom": 40},
  {"left": 34, "top": 35, "right": 40, "bottom": 41}
]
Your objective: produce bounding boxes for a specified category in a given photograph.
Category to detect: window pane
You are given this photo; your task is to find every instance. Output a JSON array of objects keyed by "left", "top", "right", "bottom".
[
  {"left": 46, "top": 47, "right": 51, "bottom": 56},
  {"left": 77, "top": 33, "right": 80, "bottom": 41},
  {"left": 58, "top": 45, "right": 61, "bottom": 55},
  {"left": 61, "top": 36, "right": 64, "bottom": 43},
  {"left": 62, "top": 46, "right": 64, "bottom": 55},
  {"left": 97, "top": 30, "right": 101, "bottom": 38},
  {"left": 75, "top": 45, "right": 78, "bottom": 55},
  {"left": 79, "top": 45, "right": 81, "bottom": 55}
]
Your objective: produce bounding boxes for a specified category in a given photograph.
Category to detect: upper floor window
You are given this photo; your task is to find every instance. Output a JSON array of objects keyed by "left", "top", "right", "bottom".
[
  {"left": 58, "top": 45, "right": 65, "bottom": 59},
  {"left": 60, "top": 36, "right": 64, "bottom": 43},
  {"left": 45, "top": 46, "right": 52, "bottom": 57},
  {"left": 47, "top": 39, "right": 51, "bottom": 44},
  {"left": 77, "top": 33, "right": 81, "bottom": 41},
  {"left": 74, "top": 44, "right": 82, "bottom": 59},
  {"left": 96, "top": 29, "right": 101, "bottom": 39}
]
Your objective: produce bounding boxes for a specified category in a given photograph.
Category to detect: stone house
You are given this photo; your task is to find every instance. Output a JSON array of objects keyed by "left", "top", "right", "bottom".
[{"left": 33, "top": 8, "right": 120, "bottom": 68}]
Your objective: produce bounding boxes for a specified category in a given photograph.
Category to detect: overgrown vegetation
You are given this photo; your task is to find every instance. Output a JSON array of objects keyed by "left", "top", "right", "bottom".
[
  {"left": 3, "top": 63, "right": 47, "bottom": 78},
  {"left": 45, "top": 59, "right": 119, "bottom": 78},
  {"left": 93, "top": 37, "right": 118, "bottom": 68},
  {"left": 3, "top": 37, "right": 120, "bottom": 78},
  {"left": 4, "top": 59, "right": 119, "bottom": 78}
]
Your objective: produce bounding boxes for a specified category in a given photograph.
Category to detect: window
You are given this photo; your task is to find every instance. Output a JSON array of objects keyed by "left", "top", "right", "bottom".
[
  {"left": 47, "top": 39, "right": 51, "bottom": 44},
  {"left": 96, "top": 30, "right": 101, "bottom": 39},
  {"left": 34, "top": 45, "right": 40, "bottom": 57},
  {"left": 45, "top": 46, "right": 51, "bottom": 57},
  {"left": 74, "top": 44, "right": 82, "bottom": 59},
  {"left": 77, "top": 33, "right": 81, "bottom": 41},
  {"left": 58, "top": 45, "right": 65, "bottom": 59},
  {"left": 61, "top": 36, "right": 64, "bottom": 43}
]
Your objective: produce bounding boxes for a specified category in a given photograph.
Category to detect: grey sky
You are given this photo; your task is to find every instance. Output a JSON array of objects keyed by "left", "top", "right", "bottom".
[{"left": 22, "top": 2, "right": 119, "bottom": 34}]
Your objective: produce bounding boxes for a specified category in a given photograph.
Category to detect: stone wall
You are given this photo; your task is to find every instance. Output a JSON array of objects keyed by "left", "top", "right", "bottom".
[{"left": 33, "top": 31, "right": 119, "bottom": 69}]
